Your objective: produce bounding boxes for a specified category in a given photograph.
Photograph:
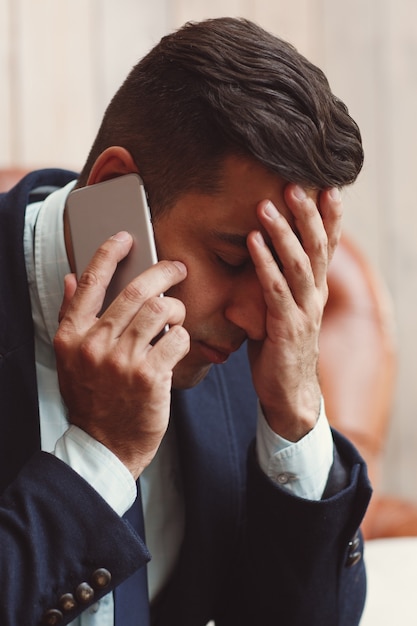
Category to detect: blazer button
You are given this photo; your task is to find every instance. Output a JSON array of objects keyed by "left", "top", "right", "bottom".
[
  {"left": 42, "top": 609, "right": 63, "bottom": 625},
  {"left": 346, "top": 551, "right": 362, "bottom": 567},
  {"left": 58, "top": 592, "right": 77, "bottom": 612},
  {"left": 92, "top": 567, "right": 112, "bottom": 589},
  {"left": 346, "top": 531, "right": 362, "bottom": 567},
  {"left": 76, "top": 582, "right": 95, "bottom": 604},
  {"left": 349, "top": 531, "right": 360, "bottom": 552}
]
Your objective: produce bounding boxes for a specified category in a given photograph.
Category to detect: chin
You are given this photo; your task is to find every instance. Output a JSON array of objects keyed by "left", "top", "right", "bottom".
[{"left": 172, "top": 362, "right": 213, "bottom": 390}]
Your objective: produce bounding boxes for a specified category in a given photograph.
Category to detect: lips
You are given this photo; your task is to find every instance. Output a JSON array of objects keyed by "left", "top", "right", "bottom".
[{"left": 197, "top": 341, "right": 234, "bottom": 365}]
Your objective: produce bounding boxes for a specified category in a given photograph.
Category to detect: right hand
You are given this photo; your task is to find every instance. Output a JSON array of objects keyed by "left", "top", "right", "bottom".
[{"left": 54, "top": 231, "right": 190, "bottom": 479}]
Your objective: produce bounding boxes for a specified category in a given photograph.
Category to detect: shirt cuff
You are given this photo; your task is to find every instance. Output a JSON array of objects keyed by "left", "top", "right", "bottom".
[
  {"left": 256, "top": 398, "right": 334, "bottom": 500},
  {"left": 53, "top": 425, "right": 137, "bottom": 516}
]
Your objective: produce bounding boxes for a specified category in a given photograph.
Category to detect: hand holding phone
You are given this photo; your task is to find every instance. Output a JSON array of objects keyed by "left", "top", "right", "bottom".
[
  {"left": 54, "top": 227, "right": 189, "bottom": 479},
  {"left": 60, "top": 175, "right": 188, "bottom": 475}
]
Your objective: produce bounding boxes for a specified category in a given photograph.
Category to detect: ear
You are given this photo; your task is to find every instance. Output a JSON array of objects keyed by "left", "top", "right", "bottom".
[{"left": 86, "top": 146, "right": 139, "bottom": 185}]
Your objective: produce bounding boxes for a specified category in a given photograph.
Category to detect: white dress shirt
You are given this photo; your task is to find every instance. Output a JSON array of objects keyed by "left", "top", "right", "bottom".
[{"left": 23, "top": 181, "right": 334, "bottom": 626}]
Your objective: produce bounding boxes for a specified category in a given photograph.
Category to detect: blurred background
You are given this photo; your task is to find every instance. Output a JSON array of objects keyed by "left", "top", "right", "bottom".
[{"left": 1, "top": 0, "right": 416, "bottom": 509}]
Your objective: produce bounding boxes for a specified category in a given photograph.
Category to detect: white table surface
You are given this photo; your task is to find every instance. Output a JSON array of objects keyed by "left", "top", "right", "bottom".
[{"left": 360, "top": 537, "right": 417, "bottom": 625}]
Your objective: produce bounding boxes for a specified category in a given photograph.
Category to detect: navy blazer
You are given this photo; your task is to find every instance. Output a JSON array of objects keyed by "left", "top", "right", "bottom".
[{"left": 0, "top": 171, "right": 372, "bottom": 625}]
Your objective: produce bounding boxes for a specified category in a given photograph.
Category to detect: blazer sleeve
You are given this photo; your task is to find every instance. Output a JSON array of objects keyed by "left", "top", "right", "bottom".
[
  {"left": 0, "top": 451, "right": 150, "bottom": 626},
  {"left": 215, "top": 429, "right": 372, "bottom": 626}
]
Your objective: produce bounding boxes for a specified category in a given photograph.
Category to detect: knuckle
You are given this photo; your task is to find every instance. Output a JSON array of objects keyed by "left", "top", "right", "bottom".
[
  {"left": 95, "top": 244, "right": 113, "bottom": 260},
  {"left": 292, "top": 256, "right": 312, "bottom": 280},
  {"left": 53, "top": 321, "right": 76, "bottom": 354},
  {"left": 78, "top": 337, "right": 100, "bottom": 366},
  {"left": 122, "top": 279, "right": 150, "bottom": 303},
  {"left": 53, "top": 330, "right": 68, "bottom": 357},
  {"left": 269, "top": 277, "right": 286, "bottom": 296},
  {"left": 304, "top": 198, "right": 318, "bottom": 217},
  {"left": 329, "top": 232, "right": 340, "bottom": 251},
  {"left": 79, "top": 246, "right": 115, "bottom": 286},
  {"left": 314, "top": 237, "right": 328, "bottom": 259},
  {"left": 265, "top": 279, "right": 293, "bottom": 313},
  {"left": 77, "top": 268, "right": 102, "bottom": 290},
  {"left": 78, "top": 240, "right": 133, "bottom": 295},
  {"left": 134, "top": 362, "right": 157, "bottom": 390},
  {"left": 145, "top": 296, "right": 167, "bottom": 317}
]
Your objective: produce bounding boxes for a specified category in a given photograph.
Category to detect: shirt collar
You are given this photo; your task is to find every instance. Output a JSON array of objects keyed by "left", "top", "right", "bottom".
[{"left": 31, "top": 180, "right": 77, "bottom": 346}]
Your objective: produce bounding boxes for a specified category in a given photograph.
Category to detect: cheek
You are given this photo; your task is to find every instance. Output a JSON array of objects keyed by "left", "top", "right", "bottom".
[{"left": 167, "top": 265, "right": 227, "bottom": 327}]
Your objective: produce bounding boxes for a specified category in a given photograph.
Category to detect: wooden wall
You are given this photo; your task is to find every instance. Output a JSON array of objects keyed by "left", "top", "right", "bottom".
[{"left": 1, "top": 0, "right": 417, "bottom": 505}]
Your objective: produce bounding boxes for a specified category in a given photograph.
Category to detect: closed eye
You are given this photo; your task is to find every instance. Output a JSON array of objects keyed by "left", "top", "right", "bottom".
[{"left": 215, "top": 254, "right": 249, "bottom": 273}]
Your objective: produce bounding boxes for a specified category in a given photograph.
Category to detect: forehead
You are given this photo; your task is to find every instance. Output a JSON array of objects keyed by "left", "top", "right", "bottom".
[{"left": 165, "top": 155, "right": 289, "bottom": 235}]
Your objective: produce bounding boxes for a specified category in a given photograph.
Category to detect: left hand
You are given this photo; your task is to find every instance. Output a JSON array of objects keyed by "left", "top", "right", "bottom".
[{"left": 246, "top": 184, "right": 342, "bottom": 441}]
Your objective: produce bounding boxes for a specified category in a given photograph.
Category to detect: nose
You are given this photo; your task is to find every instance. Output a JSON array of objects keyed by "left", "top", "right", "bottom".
[{"left": 224, "top": 274, "right": 267, "bottom": 341}]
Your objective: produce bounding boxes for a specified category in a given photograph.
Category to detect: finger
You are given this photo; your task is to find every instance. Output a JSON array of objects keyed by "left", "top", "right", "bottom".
[
  {"left": 64, "top": 231, "right": 134, "bottom": 325},
  {"left": 317, "top": 187, "right": 343, "bottom": 263},
  {"left": 252, "top": 200, "right": 315, "bottom": 307},
  {"left": 247, "top": 222, "right": 293, "bottom": 315},
  {"left": 118, "top": 295, "right": 187, "bottom": 353},
  {"left": 101, "top": 260, "right": 187, "bottom": 337},
  {"left": 148, "top": 324, "right": 190, "bottom": 371},
  {"left": 283, "top": 185, "right": 329, "bottom": 288}
]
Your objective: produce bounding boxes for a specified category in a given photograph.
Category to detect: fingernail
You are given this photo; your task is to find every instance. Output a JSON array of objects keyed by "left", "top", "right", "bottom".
[
  {"left": 329, "top": 187, "right": 341, "bottom": 201},
  {"left": 173, "top": 260, "right": 187, "bottom": 273},
  {"left": 263, "top": 201, "right": 279, "bottom": 220},
  {"left": 254, "top": 231, "right": 265, "bottom": 246},
  {"left": 293, "top": 185, "right": 307, "bottom": 200},
  {"left": 111, "top": 231, "right": 131, "bottom": 242}
]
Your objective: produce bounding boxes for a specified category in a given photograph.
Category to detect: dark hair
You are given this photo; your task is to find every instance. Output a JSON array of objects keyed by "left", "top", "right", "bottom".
[{"left": 79, "top": 17, "right": 363, "bottom": 214}]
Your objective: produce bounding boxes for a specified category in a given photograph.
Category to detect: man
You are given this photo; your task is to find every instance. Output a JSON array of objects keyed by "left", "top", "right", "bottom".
[{"left": 0, "top": 17, "right": 371, "bottom": 626}]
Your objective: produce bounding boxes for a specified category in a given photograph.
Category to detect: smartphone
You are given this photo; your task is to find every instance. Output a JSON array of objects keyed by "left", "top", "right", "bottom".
[{"left": 66, "top": 173, "right": 159, "bottom": 312}]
